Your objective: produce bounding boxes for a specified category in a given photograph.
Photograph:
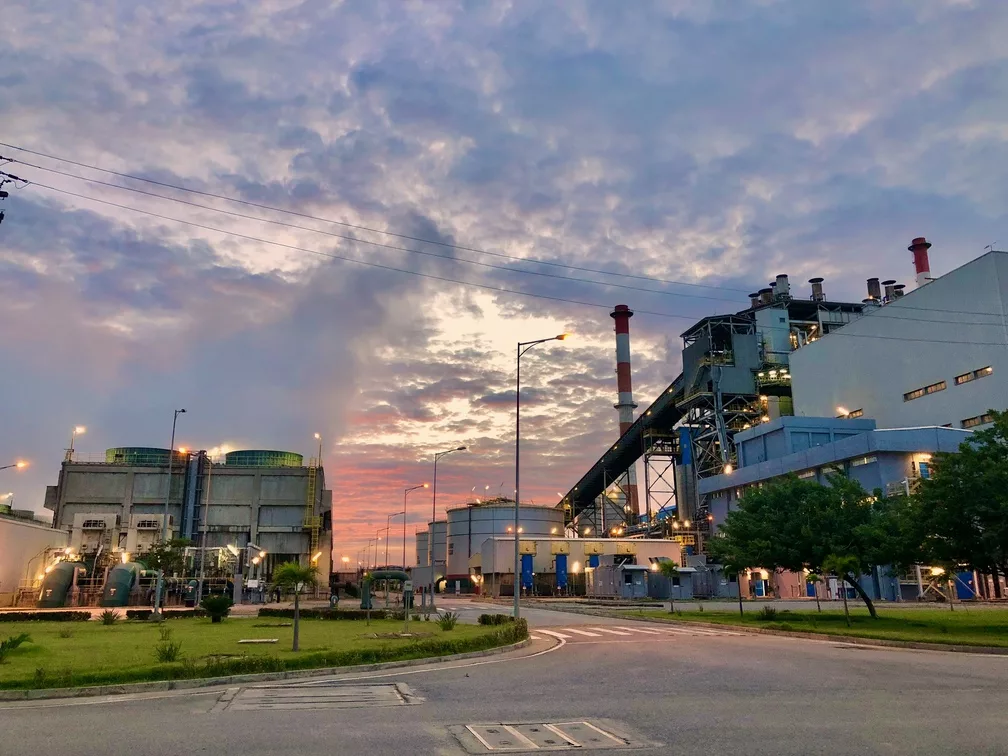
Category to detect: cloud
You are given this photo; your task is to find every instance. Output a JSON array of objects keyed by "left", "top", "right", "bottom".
[{"left": 1, "top": 0, "right": 1007, "bottom": 556}]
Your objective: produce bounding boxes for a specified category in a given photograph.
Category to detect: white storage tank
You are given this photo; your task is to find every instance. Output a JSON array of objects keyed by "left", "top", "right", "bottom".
[
  {"left": 427, "top": 520, "right": 447, "bottom": 569},
  {"left": 415, "top": 531, "right": 429, "bottom": 567},
  {"left": 446, "top": 502, "right": 564, "bottom": 583}
]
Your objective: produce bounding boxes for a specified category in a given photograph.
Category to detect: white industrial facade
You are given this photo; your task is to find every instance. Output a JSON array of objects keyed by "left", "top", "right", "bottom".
[{"left": 791, "top": 251, "right": 1008, "bottom": 430}]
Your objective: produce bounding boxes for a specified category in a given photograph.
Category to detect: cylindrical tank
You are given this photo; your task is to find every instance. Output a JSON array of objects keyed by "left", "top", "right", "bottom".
[
  {"left": 105, "top": 447, "right": 187, "bottom": 466},
  {"left": 427, "top": 521, "right": 447, "bottom": 570},
  {"left": 774, "top": 274, "right": 790, "bottom": 298},
  {"left": 415, "top": 531, "right": 429, "bottom": 567},
  {"left": 866, "top": 277, "right": 882, "bottom": 300},
  {"left": 224, "top": 450, "right": 304, "bottom": 467},
  {"left": 100, "top": 562, "right": 141, "bottom": 607},
  {"left": 37, "top": 562, "right": 81, "bottom": 608},
  {"left": 808, "top": 277, "right": 825, "bottom": 302},
  {"left": 758, "top": 288, "right": 773, "bottom": 305},
  {"left": 446, "top": 503, "right": 565, "bottom": 581}
]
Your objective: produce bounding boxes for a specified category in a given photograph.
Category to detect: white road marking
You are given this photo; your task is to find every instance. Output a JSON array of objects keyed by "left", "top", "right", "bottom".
[
  {"left": 614, "top": 625, "right": 662, "bottom": 635},
  {"left": 588, "top": 627, "right": 633, "bottom": 636},
  {"left": 562, "top": 628, "right": 602, "bottom": 637},
  {"left": 530, "top": 635, "right": 543, "bottom": 641},
  {"left": 538, "top": 629, "right": 574, "bottom": 640}
]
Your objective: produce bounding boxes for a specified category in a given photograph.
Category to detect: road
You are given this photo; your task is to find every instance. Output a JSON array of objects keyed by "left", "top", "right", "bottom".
[{"left": 2, "top": 596, "right": 1006, "bottom": 755}]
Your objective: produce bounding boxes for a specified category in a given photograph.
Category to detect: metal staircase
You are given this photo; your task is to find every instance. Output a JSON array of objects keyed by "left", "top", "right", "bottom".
[{"left": 304, "top": 459, "right": 321, "bottom": 560}]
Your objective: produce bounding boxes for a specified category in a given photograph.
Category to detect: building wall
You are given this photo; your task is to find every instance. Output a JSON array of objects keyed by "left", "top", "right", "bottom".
[
  {"left": 791, "top": 252, "right": 1008, "bottom": 430},
  {"left": 50, "top": 460, "right": 328, "bottom": 570},
  {"left": 0, "top": 518, "right": 68, "bottom": 606}
]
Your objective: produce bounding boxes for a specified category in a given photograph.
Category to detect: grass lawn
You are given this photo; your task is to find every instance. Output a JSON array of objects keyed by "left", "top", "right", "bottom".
[
  {"left": 0, "top": 616, "right": 525, "bottom": 690},
  {"left": 616, "top": 606, "right": 1008, "bottom": 648}
]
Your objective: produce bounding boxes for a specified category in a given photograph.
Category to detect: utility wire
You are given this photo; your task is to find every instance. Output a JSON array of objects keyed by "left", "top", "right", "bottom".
[
  {"left": 4, "top": 143, "right": 1000, "bottom": 318},
  {"left": 4, "top": 156, "right": 747, "bottom": 306},
  {"left": 0, "top": 140, "right": 751, "bottom": 294},
  {"left": 20, "top": 180, "right": 1008, "bottom": 342}
]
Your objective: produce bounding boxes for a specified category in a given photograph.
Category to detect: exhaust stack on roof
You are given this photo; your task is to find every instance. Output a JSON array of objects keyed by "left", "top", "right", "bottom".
[
  {"left": 866, "top": 277, "right": 882, "bottom": 301},
  {"left": 909, "top": 237, "right": 932, "bottom": 287},
  {"left": 775, "top": 274, "right": 790, "bottom": 298},
  {"left": 808, "top": 277, "right": 825, "bottom": 302},
  {"left": 749, "top": 292, "right": 761, "bottom": 308},
  {"left": 882, "top": 279, "right": 897, "bottom": 300}
]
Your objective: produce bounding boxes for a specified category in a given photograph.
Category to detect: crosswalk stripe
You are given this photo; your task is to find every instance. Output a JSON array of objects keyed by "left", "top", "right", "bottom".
[
  {"left": 538, "top": 629, "right": 573, "bottom": 640},
  {"left": 614, "top": 625, "right": 662, "bottom": 635},
  {"left": 562, "top": 628, "right": 602, "bottom": 637},
  {"left": 530, "top": 635, "right": 543, "bottom": 641},
  {"left": 588, "top": 627, "right": 633, "bottom": 636}
]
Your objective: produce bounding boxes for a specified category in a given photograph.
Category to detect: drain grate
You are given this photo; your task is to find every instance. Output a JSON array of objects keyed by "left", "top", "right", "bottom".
[
  {"left": 222, "top": 682, "right": 420, "bottom": 711},
  {"left": 453, "top": 720, "right": 639, "bottom": 752}
]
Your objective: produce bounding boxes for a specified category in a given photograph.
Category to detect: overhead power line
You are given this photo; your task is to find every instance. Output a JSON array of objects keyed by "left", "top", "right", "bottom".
[
  {"left": 19, "top": 180, "right": 1008, "bottom": 342},
  {"left": 0, "top": 140, "right": 752, "bottom": 295},
  {"left": 2, "top": 155, "right": 747, "bottom": 307}
]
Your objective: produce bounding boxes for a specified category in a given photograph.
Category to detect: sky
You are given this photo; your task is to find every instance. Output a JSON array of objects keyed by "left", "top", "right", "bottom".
[{"left": 1, "top": 0, "right": 1007, "bottom": 563}]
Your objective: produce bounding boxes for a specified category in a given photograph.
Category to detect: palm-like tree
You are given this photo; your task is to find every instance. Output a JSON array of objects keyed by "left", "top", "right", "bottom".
[
  {"left": 806, "top": 571, "right": 823, "bottom": 613},
  {"left": 273, "top": 561, "right": 318, "bottom": 651},
  {"left": 656, "top": 560, "right": 680, "bottom": 614},
  {"left": 823, "top": 554, "right": 859, "bottom": 628}
]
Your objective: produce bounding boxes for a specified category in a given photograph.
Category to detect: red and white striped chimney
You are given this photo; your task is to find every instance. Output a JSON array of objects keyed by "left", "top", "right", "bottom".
[
  {"left": 611, "top": 304, "right": 639, "bottom": 516},
  {"left": 909, "top": 236, "right": 932, "bottom": 287}
]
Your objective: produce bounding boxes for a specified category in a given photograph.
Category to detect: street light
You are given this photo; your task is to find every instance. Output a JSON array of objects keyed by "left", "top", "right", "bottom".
[
  {"left": 154, "top": 408, "right": 186, "bottom": 616},
  {"left": 0, "top": 461, "right": 27, "bottom": 472},
  {"left": 386, "top": 511, "right": 405, "bottom": 567},
  {"left": 514, "top": 333, "right": 568, "bottom": 618},
  {"left": 429, "top": 445, "right": 467, "bottom": 607},
  {"left": 64, "top": 425, "right": 87, "bottom": 462},
  {"left": 404, "top": 483, "right": 428, "bottom": 569}
]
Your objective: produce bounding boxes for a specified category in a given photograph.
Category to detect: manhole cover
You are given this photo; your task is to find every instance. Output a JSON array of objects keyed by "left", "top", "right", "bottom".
[
  {"left": 220, "top": 682, "right": 421, "bottom": 711},
  {"left": 451, "top": 720, "right": 643, "bottom": 752}
]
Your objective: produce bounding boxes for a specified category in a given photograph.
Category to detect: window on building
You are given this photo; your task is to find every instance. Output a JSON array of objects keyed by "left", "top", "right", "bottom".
[
  {"left": 797, "top": 470, "right": 816, "bottom": 480},
  {"left": 962, "top": 413, "right": 995, "bottom": 429},
  {"left": 447, "top": 543, "right": 454, "bottom": 556},
  {"left": 904, "top": 380, "right": 947, "bottom": 402},
  {"left": 850, "top": 455, "right": 877, "bottom": 468},
  {"left": 135, "top": 519, "right": 160, "bottom": 529},
  {"left": 80, "top": 519, "right": 106, "bottom": 530},
  {"left": 955, "top": 366, "right": 994, "bottom": 385},
  {"left": 847, "top": 408, "right": 864, "bottom": 419}
]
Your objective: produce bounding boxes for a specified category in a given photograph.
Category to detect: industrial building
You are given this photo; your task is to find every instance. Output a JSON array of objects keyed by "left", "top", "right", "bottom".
[
  {"left": 41, "top": 446, "right": 332, "bottom": 604},
  {"left": 791, "top": 245, "right": 1008, "bottom": 431},
  {"left": 0, "top": 514, "right": 68, "bottom": 606}
]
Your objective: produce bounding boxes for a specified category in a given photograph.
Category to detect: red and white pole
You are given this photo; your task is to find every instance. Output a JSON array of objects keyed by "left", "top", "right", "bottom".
[
  {"left": 909, "top": 236, "right": 932, "bottom": 287},
  {"left": 611, "top": 305, "right": 639, "bottom": 517}
]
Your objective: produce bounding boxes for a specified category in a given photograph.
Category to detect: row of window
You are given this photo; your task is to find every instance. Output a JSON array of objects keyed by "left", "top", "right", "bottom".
[
  {"left": 904, "top": 365, "right": 993, "bottom": 402},
  {"left": 962, "top": 413, "right": 996, "bottom": 429}
]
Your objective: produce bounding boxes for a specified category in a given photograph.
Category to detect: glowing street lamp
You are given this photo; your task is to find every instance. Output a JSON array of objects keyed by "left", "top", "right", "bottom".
[
  {"left": 514, "top": 333, "right": 569, "bottom": 618},
  {"left": 0, "top": 461, "right": 27, "bottom": 472}
]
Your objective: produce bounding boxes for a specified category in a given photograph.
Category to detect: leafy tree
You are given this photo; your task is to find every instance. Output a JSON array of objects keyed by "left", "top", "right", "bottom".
[
  {"left": 143, "top": 538, "right": 193, "bottom": 575},
  {"left": 273, "top": 561, "right": 318, "bottom": 651},
  {"left": 823, "top": 554, "right": 859, "bottom": 627},
  {"left": 916, "top": 409, "right": 1008, "bottom": 580},
  {"left": 656, "top": 561, "right": 680, "bottom": 613},
  {"left": 805, "top": 572, "right": 822, "bottom": 613},
  {"left": 708, "top": 474, "right": 883, "bottom": 617}
]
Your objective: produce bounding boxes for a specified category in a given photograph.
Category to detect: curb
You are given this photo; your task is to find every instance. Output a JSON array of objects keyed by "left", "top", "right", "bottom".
[
  {"left": 529, "top": 603, "right": 1008, "bottom": 656},
  {"left": 0, "top": 638, "right": 531, "bottom": 702}
]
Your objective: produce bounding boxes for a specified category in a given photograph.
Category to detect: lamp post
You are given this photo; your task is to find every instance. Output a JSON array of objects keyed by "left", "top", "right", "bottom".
[
  {"left": 404, "top": 484, "right": 428, "bottom": 569},
  {"left": 196, "top": 449, "right": 216, "bottom": 605},
  {"left": 65, "top": 425, "right": 86, "bottom": 462},
  {"left": 514, "top": 333, "right": 568, "bottom": 618},
  {"left": 429, "top": 446, "right": 467, "bottom": 608},
  {"left": 0, "top": 461, "right": 27, "bottom": 472},
  {"left": 230, "top": 543, "right": 266, "bottom": 605},
  {"left": 154, "top": 408, "right": 186, "bottom": 616}
]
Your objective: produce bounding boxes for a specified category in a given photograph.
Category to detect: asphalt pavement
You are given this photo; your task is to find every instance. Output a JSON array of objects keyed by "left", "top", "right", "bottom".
[{"left": 2, "top": 596, "right": 1006, "bottom": 755}]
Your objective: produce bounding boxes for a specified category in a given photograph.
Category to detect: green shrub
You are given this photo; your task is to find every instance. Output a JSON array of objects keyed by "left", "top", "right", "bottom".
[
  {"left": 0, "top": 633, "right": 31, "bottom": 663},
  {"left": 438, "top": 611, "right": 459, "bottom": 631},
  {"left": 58, "top": 627, "right": 73, "bottom": 639},
  {"left": 100, "top": 610, "right": 121, "bottom": 626},
  {"left": 158, "top": 626, "right": 173, "bottom": 642},
  {"left": 200, "top": 595, "right": 234, "bottom": 623},
  {"left": 412, "top": 614, "right": 421, "bottom": 622},
  {"left": 756, "top": 606, "right": 778, "bottom": 622},
  {"left": 154, "top": 640, "right": 182, "bottom": 663},
  {"left": 126, "top": 608, "right": 207, "bottom": 621},
  {"left": 0, "top": 611, "right": 90, "bottom": 623},
  {"left": 478, "top": 614, "right": 515, "bottom": 626}
]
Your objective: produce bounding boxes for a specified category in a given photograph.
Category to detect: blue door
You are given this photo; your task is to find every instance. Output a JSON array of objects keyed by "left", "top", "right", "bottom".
[
  {"left": 588, "top": 554, "right": 600, "bottom": 569},
  {"left": 521, "top": 554, "right": 534, "bottom": 590},
  {"left": 556, "top": 554, "right": 568, "bottom": 590}
]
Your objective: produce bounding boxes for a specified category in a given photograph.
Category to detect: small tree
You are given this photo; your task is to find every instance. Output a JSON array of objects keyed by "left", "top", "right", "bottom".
[
  {"left": 806, "top": 572, "right": 822, "bottom": 613},
  {"left": 656, "top": 561, "right": 680, "bottom": 614},
  {"left": 823, "top": 554, "right": 859, "bottom": 627},
  {"left": 272, "top": 561, "right": 318, "bottom": 651}
]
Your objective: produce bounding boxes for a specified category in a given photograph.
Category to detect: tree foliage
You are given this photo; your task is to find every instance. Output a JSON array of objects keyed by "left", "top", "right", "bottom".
[
  {"left": 142, "top": 538, "right": 193, "bottom": 575},
  {"left": 272, "top": 561, "right": 318, "bottom": 652}
]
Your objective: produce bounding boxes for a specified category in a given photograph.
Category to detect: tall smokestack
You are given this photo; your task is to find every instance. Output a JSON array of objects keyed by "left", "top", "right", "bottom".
[
  {"left": 611, "top": 304, "right": 639, "bottom": 518},
  {"left": 909, "top": 236, "right": 932, "bottom": 287}
]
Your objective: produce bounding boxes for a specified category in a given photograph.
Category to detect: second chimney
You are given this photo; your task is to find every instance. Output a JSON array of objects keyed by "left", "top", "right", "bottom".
[
  {"left": 882, "top": 279, "right": 897, "bottom": 300},
  {"left": 909, "top": 237, "right": 932, "bottom": 287},
  {"left": 867, "top": 277, "right": 882, "bottom": 301},
  {"left": 758, "top": 287, "right": 773, "bottom": 305},
  {"left": 808, "top": 277, "right": 825, "bottom": 302}
]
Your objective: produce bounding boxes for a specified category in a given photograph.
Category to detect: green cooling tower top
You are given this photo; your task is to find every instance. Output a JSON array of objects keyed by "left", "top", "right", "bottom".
[
  {"left": 105, "top": 447, "right": 186, "bottom": 466},
  {"left": 224, "top": 450, "right": 304, "bottom": 467}
]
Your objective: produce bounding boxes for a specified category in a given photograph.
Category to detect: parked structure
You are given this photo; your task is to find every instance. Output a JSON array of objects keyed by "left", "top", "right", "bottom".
[{"left": 0, "top": 515, "right": 68, "bottom": 606}]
